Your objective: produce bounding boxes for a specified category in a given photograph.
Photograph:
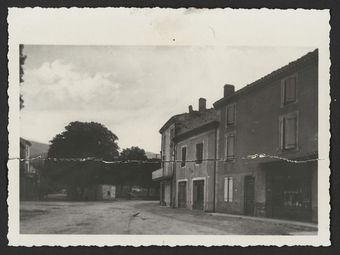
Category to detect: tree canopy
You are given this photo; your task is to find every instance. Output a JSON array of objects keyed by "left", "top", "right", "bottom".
[
  {"left": 19, "top": 44, "right": 27, "bottom": 110},
  {"left": 48, "top": 121, "right": 119, "bottom": 160},
  {"left": 119, "top": 146, "right": 147, "bottom": 161}
]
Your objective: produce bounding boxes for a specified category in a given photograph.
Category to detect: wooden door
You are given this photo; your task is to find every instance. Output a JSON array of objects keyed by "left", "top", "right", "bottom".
[
  {"left": 178, "top": 181, "right": 187, "bottom": 208},
  {"left": 193, "top": 180, "right": 204, "bottom": 210},
  {"left": 244, "top": 176, "right": 255, "bottom": 216}
]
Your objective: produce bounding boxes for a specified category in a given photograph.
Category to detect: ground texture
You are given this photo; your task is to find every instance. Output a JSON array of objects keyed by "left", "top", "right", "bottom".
[{"left": 20, "top": 200, "right": 317, "bottom": 235}]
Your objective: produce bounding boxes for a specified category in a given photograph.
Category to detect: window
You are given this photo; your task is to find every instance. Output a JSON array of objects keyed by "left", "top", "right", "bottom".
[
  {"left": 280, "top": 113, "right": 298, "bottom": 150},
  {"left": 25, "top": 161, "right": 29, "bottom": 174},
  {"left": 162, "top": 134, "right": 166, "bottom": 149},
  {"left": 225, "top": 134, "right": 235, "bottom": 160},
  {"left": 26, "top": 146, "right": 29, "bottom": 157},
  {"left": 226, "top": 103, "right": 236, "bottom": 125},
  {"left": 224, "top": 177, "right": 233, "bottom": 202},
  {"left": 170, "top": 128, "right": 175, "bottom": 149},
  {"left": 282, "top": 75, "right": 297, "bottom": 105},
  {"left": 181, "top": 147, "right": 187, "bottom": 167},
  {"left": 162, "top": 155, "right": 165, "bottom": 167},
  {"left": 195, "top": 143, "right": 203, "bottom": 164},
  {"left": 170, "top": 128, "right": 175, "bottom": 139}
]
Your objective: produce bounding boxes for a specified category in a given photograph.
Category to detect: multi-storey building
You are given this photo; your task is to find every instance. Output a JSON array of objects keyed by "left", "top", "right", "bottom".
[
  {"left": 213, "top": 49, "right": 318, "bottom": 222},
  {"left": 20, "top": 137, "right": 39, "bottom": 200},
  {"left": 152, "top": 113, "right": 185, "bottom": 206},
  {"left": 173, "top": 99, "right": 219, "bottom": 211},
  {"left": 153, "top": 49, "right": 318, "bottom": 222},
  {"left": 20, "top": 138, "right": 31, "bottom": 174},
  {"left": 152, "top": 99, "right": 219, "bottom": 209}
]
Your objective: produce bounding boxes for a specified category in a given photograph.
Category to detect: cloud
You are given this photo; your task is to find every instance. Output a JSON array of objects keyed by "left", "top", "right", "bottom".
[
  {"left": 22, "top": 60, "right": 121, "bottom": 111},
  {"left": 20, "top": 46, "right": 314, "bottom": 152}
]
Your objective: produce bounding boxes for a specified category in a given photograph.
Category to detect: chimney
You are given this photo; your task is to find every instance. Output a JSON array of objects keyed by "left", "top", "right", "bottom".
[
  {"left": 188, "top": 105, "right": 193, "bottom": 113},
  {"left": 224, "top": 84, "right": 235, "bottom": 98},
  {"left": 198, "top": 98, "right": 206, "bottom": 112}
]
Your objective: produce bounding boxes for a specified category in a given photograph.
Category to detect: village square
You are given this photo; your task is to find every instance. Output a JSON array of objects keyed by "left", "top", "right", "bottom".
[{"left": 18, "top": 45, "right": 319, "bottom": 235}]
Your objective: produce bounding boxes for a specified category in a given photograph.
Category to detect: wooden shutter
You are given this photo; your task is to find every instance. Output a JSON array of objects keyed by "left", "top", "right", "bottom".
[
  {"left": 224, "top": 178, "right": 228, "bottom": 201},
  {"left": 181, "top": 147, "right": 186, "bottom": 167},
  {"left": 227, "top": 135, "right": 235, "bottom": 159},
  {"left": 284, "top": 77, "right": 296, "bottom": 103},
  {"left": 228, "top": 177, "right": 233, "bottom": 202},
  {"left": 284, "top": 115, "right": 297, "bottom": 149},
  {"left": 227, "top": 104, "right": 235, "bottom": 125},
  {"left": 224, "top": 177, "right": 233, "bottom": 202},
  {"left": 279, "top": 117, "right": 284, "bottom": 150},
  {"left": 196, "top": 143, "right": 203, "bottom": 164}
]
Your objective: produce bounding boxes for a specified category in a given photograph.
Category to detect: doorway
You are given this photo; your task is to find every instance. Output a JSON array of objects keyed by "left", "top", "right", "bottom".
[
  {"left": 193, "top": 180, "right": 204, "bottom": 210},
  {"left": 244, "top": 176, "right": 255, "bottom": 216},
  {"left": 178, "top": 181, "right": 187, "bottom": 208}
]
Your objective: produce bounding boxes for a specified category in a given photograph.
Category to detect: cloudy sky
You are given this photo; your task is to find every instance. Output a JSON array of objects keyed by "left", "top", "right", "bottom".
[{"left": 20, "top": 45, "right": 314, "bottom": 152}]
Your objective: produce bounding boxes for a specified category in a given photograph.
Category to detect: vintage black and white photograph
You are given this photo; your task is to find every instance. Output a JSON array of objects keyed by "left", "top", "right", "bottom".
[{"left": 7, "top": 8, "right": 330, "bottom": 246}]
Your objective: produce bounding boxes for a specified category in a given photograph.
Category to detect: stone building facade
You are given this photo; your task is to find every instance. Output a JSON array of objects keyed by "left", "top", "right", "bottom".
[
  {"left": 153, "top": 49, "right": 318, "bottom": 222},
  {"left": 213, "top": 50, "right": 318, "bottom": 222},
  {"left": 173, "top": 99, "right": 219, "bottom": 212}
]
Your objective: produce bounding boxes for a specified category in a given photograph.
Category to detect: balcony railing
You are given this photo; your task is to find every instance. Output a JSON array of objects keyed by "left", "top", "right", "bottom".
[{"left": 152, "top": 164, "right": 173, "bottom": 181}]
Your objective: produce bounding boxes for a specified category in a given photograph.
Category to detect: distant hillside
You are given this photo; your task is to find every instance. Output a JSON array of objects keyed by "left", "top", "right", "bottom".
[
  {"left": 145, "top": 151, "right": 160, "bottom": 159},
  {"left": 28, "top": 140, "right": 50, "bottom": 158}
]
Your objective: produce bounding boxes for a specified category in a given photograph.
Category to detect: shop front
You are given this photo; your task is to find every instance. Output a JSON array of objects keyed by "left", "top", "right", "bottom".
[{"left": 263, "top": 160, "right": 317, "bottom": 222}]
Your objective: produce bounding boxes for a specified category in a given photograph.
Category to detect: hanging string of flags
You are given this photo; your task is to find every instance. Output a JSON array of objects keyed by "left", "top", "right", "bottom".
[{"left": 8, "top": 153, "right": 321, "bottom": 164}]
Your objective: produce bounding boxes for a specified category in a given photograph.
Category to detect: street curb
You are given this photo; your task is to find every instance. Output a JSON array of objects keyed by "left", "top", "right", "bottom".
[{"left": 208, "top": 212, "right": 318, "bottom": 229}]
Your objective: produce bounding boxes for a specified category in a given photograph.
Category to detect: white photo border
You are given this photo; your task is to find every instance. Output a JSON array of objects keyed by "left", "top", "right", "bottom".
[{"left": 7, "top": 7, "right": 331, "bottom": 246}]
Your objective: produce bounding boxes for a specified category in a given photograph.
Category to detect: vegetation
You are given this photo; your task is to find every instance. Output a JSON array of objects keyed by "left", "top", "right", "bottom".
[
  {"left": 48, "top": 121, "right": 119, "bottom": 160},
  {"left": 119, "top": 146, "right": 148, "bottom": 161},
  {"left": 19, "top": 44, "right": 26, "bottom": 110}
]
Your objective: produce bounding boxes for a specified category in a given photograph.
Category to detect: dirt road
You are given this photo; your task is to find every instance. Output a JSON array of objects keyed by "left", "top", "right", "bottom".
[{"left": 20, "top": 200, "right": 317, "bottom": 235}]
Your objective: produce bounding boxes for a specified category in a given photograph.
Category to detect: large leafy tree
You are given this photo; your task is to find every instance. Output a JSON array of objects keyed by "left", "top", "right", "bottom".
[
  {"left": 19, "top": 44, "right": 27, "bottom": 110},
  {"left": 48, "top": 121, "right": 119, "bottom": 160},
  {"left": 119, "top": 146, "right": 147, "bottom": 161}
]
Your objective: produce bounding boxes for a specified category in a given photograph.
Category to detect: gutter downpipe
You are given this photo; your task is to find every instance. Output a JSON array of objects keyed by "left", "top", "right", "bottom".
[
  {"left": 213, "top": 125, "right": 218, "bottom": 212},
  {"left": 172, "top": 139, "right": 177, "bottom": 208}
]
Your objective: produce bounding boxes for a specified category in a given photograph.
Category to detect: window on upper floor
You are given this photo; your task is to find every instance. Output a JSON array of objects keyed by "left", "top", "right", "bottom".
[
  {"left": 162, "top": 155, "right": 165, "bottom": 168},
  {"left": 181, "top": 147, "right": 187, "bottom": 167},
  {"left": 225, "top": 134, "right": 235, "bottom": 161},
  {"left": 162, "top": 134, "right": 166, "bottom": 151},
  {"left": 25, "top": 145, "right": 29, "bottom": 158},
  {"left": 279, "top": 112, "right": 298, "bottom": 151},
  {"left": 170, "top": 128, "right": 175, "bottom": 148},
  {"left": 282, "top": 75, "right": 297, "bottom": 105},
  {"left": 170, "top": 128, "right": 175, "bottom": 139},
  {"left": 226, "top": 103, "right": 236, "bottom": 126},
  {"left": 25, "top": 161, "right": 30, "bottom": 174},
  {"left": 195, "top": 143, "right": 203, "bottom": 164},
  {"left": 224, "top": 177, "right": 233, "bottom": 202}
]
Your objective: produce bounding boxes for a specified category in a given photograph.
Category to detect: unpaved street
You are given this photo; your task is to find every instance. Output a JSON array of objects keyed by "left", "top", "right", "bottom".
[{"left": 20, "top": 200, "right": 317, "bottom": 235}]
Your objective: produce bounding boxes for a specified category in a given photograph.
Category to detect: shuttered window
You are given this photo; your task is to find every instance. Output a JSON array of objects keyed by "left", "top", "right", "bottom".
[
  {"left": 181, "top": 147, "right": 186, "bottom": 167},
  {"left": 280, "top": 113, "right": 298, "bottom": 150},
  {"left": 162, "top": 155, "right": 165, "bottom": 168},
  {"left": 282, "top": 76, "right": 297, "bottom": 105},
  {"left": 226, "top": 103, "right": 236, "bottom": 125},
  {"left": 162, "top": 134, "right": 166, "bottom": 151},
  {"left": 224, "top": 177, "right": 233, "bottom": 202},
  {"left": 196, "top": 143, "right": 203, "bottom": 164},
  {"left": 225, "top": 134, "right": 235, "bottom": 160}
]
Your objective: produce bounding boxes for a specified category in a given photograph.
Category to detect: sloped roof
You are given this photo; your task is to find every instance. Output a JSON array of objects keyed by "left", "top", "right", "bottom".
[
  {"left": 214, "top": 49, "right": 318, "bottom": 108},
  {"left": 20, "top": 137, "right": 32, "bottom": 146},
  {"left": 175, "top": 108, "right": 219, "bottom": 137},
  {"left": 159, "top": 113, "right": 188, "bottom": 133},
  {"left": 159, "top": 107, "right": 219, "bottom": 135}
]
